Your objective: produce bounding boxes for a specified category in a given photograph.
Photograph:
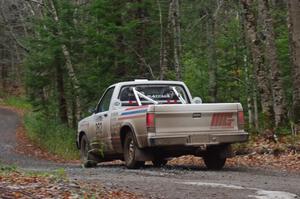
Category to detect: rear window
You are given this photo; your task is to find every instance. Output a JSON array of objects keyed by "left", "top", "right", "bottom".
[{"left": 119, "top": 84, "right": 189, "bottom": 106}]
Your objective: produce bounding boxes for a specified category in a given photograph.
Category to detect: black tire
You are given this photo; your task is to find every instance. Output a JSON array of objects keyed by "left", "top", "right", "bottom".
[
  {"left": 80, "top": 134, "right": 97, "bottom": 168},
  {"left": 203, "top": 150, "right": 226, "bottom": 170},
  {"left": 152, "top": 158, "right": 168, "bottom": 167},
  {"left": 123, "top": 132, "right": 145, "bottom": 169}
]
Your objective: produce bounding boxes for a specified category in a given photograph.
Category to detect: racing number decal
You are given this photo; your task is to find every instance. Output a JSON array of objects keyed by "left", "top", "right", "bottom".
[{"left": 95, "top": 115, "right": 103, "bottom": 134}]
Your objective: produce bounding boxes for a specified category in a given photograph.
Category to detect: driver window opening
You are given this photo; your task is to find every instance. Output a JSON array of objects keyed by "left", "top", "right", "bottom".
[{"left": 96, "top": 87, "right": 114, "bottom": 113}]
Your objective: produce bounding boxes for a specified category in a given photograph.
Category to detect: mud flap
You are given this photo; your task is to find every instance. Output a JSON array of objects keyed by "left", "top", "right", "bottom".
[
  {"left": 88, "top": 148, "right": 103, "bottom": 162},
  {"left": 135, "top": 148, "right": 154, "bottom": 161}
]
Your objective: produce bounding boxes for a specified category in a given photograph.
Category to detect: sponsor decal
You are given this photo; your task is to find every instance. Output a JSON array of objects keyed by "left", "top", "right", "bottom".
[
  {"left": 118, "top": 107, "right": 148, "bottom": 120},
  {"left": 125, "top": 105, "right": 148, "bottom": 111},
  {"left": 121, "top": 109, "right": 147, "bottom": 116}
]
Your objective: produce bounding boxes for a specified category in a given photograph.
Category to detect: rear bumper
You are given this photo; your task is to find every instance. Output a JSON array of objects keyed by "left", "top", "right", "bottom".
[{"left": 148, "top": 131, "right": 249, "bottom": 147}]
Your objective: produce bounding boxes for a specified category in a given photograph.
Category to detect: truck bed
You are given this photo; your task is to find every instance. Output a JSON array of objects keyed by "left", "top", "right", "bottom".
[{"left": 147, "top": 103, "right": 248, "bottom": 146}]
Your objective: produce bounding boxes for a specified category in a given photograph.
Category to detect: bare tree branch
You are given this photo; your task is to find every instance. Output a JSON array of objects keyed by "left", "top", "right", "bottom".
[
  {"left": 213, "top": 0, "right": 224, "bottom": 19},
  {"left": 0, "top": 1, "right": 29, "bottom": 52},
  {"left": 24, "top": 0, "right": 44, "bottom": 6},
  {"left": 122, "top": 41, "right": 156, "bottom": 79}
]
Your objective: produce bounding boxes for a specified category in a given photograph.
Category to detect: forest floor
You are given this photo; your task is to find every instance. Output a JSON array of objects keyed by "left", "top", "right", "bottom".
[
  {"left": 0, "top": 165, "right": 141, "bottom": 199},
  {"left": 170, "top": 135, "right": 300, "bottom": 173}
]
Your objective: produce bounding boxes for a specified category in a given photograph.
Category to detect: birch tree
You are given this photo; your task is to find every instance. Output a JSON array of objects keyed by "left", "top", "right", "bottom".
[
  {"left": 258, "top": 0, "right": 288, "bottom": 127},
  {"left": 47, "top": 0, "right": 81, "bottom": 122},
  {"left": 241, "top": 0, "right": 275, "bottom": 130},
  {"left": 171, "top": 0, "right": 182, "bottom": 80},
  {"left": 288, "top": 0, "right": 300, "bottom": 133}
]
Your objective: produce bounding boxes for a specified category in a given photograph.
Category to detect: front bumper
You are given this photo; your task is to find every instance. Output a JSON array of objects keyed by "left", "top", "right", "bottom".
[{"left": 148, "top": 132, "right": 249, "bottom": 147}]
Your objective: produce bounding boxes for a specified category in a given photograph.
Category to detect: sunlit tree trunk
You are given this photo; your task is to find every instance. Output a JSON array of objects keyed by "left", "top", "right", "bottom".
[
  {"left": 241, "top": 0, "right": 275, "bottom": 130},
  {"left": 48, "top": 0, "right": 81, "bottom": 123},
  {"left": 288, "top": 0, "right": 300, "bottom": 133},
  {"left": 258, "top": 0, "right": 288, "bottom": 127}
]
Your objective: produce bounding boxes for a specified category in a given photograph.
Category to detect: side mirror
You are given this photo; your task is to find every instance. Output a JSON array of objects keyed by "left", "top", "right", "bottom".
[
  {"left": 192, "top": 97, "right": 202, "bottom": 104},
  {"left": 112, "top": 99, "right": 122, "bottom": 109}
]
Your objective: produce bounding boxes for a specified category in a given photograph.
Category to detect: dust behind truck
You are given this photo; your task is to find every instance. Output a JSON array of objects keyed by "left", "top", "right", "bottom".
[{"left": 77, "top": 80, "right": 248, "bottom": 170}]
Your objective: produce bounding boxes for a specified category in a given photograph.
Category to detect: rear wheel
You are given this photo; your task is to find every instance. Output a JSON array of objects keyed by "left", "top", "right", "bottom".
[
  {"left": 80, "top": 134, "right": 97, "bottom": 168},
  {"left": 123, "top": 132, "right": 145, "bottom": 169},
  {"left": 152, "top": 158, "right": 168, "bottom": 167},
  {"left": 203, "top": 149, "right": 226, "bottom": 170}
]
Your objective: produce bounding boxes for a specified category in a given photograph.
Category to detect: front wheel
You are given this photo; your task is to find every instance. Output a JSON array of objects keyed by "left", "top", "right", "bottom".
[
  {"left": 80, "top": 134, "right": 97, "bottom": 168},
  {"left": 123, "top": 132, "right": 144, "bottom": 169},
  {"left": 203, "top": 150, "right": 226, "bottom": 170}
]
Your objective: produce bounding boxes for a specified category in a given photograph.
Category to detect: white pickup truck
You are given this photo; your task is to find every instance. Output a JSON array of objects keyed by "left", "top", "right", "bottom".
[{"left": 77, "top": 80, "right": 248, "bottom": 170}]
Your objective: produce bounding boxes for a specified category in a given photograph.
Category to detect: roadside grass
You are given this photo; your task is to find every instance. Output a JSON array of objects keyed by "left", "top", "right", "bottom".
[
  {"left": 24, "top": 112, "right": 79, "bottom": 160},
  {"left": 0, "top": 162, "right": 17, "bottom": 174},
  {"left": 0, "top": 95, "right": 31, "bottom": 110}
]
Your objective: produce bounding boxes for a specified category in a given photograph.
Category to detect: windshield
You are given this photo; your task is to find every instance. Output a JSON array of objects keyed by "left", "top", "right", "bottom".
[{"left": 119, "top": 84, "right": 189, "bottom": 106}]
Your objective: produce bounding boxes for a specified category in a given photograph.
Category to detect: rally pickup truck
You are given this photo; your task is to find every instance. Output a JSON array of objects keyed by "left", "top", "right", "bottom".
[{"left": 77, "top": 80, "right": 248, "bottom": 170}]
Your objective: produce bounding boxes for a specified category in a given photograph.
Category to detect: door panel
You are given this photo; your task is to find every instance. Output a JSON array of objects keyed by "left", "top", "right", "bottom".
[{"left": 91, "top": 87, "right": 115, "bottom": 154}]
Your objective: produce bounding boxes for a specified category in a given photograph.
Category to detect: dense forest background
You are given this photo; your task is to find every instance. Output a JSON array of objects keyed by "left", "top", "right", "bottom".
[{"left": 1, "top": 0, "right": 300, "bottom": 136}]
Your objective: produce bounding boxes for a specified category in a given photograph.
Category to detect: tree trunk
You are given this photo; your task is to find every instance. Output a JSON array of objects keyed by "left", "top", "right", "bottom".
[
  {"left": 48, "top": 0, "right": 81, "bottom": 123},
  {"left": 253, "top": 87, "right": 259, "bottom": 130},
  {"left": 288, "top": 0, "right": 300, "bottom": 133},
  {"left": 160, "top": 1, "right": 172, "bottom": 80},
  {"left": 171, "top": 0, "right": 182, "bottom": 80},
  {"left": 241, "top": 0, "right": 275, "bottom": 130},
  {"left": 56, "top": 62, "right": 68, "bottom": 125},
  {"left": 244, "top": 56, "right": 253, "bottom": 129},
  {"left": 14, "top": 44, "right": 22, "bottom": 88},
  {"left": 1, "top": 63, "right": 8, "bottom": 92},
  {"left": 259, "top": 0, "right": 288, "bottom": 127},
  {"left": 157, "top": 0, "right": 165, "bottom": 80},
  {"left": 135, "top": 0, "right": 147, "bottom": 77},
  {"left": 207, "top": 14, "right": 217, "bottom": 102}
]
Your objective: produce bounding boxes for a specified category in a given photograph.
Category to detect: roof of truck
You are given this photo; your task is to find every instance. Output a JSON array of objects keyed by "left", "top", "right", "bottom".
[{"left": 110, "top": 79, "right": 186, "bottom": 87}]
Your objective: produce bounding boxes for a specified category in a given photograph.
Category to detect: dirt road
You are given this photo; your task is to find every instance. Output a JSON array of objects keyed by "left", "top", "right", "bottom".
[{"left": 1, "top": 108, "right": 299, "bottom": 199}]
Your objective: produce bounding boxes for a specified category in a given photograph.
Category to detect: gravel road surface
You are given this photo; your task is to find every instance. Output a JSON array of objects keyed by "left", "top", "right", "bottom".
[{"left": 1, "top": 107, "right": 299, "bottom": 199}]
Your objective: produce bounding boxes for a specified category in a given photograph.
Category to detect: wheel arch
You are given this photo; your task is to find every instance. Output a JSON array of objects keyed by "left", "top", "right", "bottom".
[
  {"left": 78, "top": 131, "right": 86, "bottom": 149},
  {"left": 120, "top": 123, "right": 140, "bottom": 148}
]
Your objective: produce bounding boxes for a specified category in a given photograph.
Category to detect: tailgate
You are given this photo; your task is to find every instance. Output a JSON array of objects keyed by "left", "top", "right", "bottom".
[{"left": 152, "top": 103, "right": 240, "bottom": 134}]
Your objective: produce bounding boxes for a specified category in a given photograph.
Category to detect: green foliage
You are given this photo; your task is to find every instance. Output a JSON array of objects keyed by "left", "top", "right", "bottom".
[
  {"left": 24, "top": 0, "right": 161, "bottom": 120},
  {"left": 21, "top": 0, "right": 293, "bottom": 134},
  {"left": 0, "top": 96, "right": 31, "bottom": 110},
  {"left": 182, "top": 0, "right": 248, "bottom": 105},
  {"left": 24, "top": 112, "right": 79, "bottom": 159}
]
